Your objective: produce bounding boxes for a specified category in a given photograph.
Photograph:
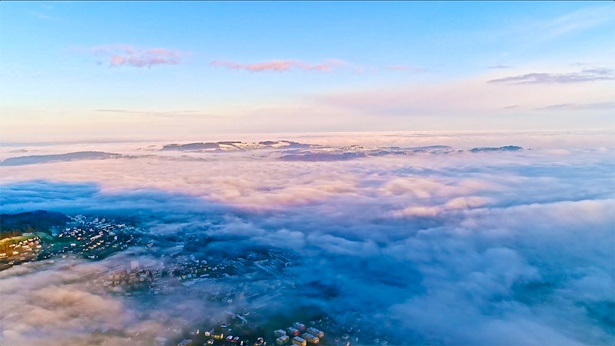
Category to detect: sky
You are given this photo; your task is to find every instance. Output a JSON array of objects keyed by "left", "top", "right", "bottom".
[{"left": 1, "top": 2, "right": 615, "bottom": 142}]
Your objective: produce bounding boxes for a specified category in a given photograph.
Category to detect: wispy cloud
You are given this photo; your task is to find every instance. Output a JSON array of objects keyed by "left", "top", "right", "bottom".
[
  {"left": 536, "top": 4, "right": 615, "bottom": 41},
  {"left": 387, "top": 65, "right": 430, "bottom": 73},
  {"left": 28, "top": 5, "right": 62, "bottom": 22},
  {"left": 94, "top": 109, "right": 222, "bottom": 120},
  {"left": 96, "top": 109, "right": 199, "bottom": 115},
  {"left": 498, "top": 5, "right": 615, "bottom": 45},
  {"left": 500, "top": 105, "right": 521, "bottom": 110},
  {"left": 91, "top": 44, "right": 182, "bottom": 68},
  {"left": 29, "top": 11, "right": 54, "bottom": 20},
  {"left": 489, "top": 65, "right": 511, "bottom": 69},
  {"left": 487, "top": 68, "right": 615, "bottom": 85},
  {"left": 536, "top": 101, "right": 615, "bottom": 111},
  {"left": 209, "top": 59, "right": 347, "bottom": 73}
]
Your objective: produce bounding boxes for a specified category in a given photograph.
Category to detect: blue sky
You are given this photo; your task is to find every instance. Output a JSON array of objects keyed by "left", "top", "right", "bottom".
[{"left": 1, "top": 2, "right": 614, "bottom": 142}]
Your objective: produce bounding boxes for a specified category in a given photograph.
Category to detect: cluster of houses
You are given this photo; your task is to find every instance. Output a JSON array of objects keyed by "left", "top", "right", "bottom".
[
  {"left": 274, "top": 323, "right": 324, "bottom": 346},
  {"left": 178, "top": 322, "right": 325, "bottom": 346},
  {"left": 0, "top": 233, "right": 41, "bottom": 259}
]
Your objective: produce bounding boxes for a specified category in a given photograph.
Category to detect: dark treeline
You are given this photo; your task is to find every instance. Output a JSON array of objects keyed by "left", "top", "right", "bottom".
[{"left": 0, "top": 210, "right": 69, "bottom": 240}]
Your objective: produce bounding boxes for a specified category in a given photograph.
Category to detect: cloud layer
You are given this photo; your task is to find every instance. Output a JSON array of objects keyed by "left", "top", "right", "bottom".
[{"left": 1, "top": 132, "right": 614, "bottom": 345}]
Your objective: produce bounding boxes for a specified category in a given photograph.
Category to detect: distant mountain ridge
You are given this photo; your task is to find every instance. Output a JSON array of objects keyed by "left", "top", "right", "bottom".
[
  {"left": 161, "top": 140, "right": 311, "bottom": 152},
  {"left": 0, "top": 143, "right": 526, "bottom": 166},
  {"left": 470, "top": 145, "right": 523, "bottom": 153},
  {"left": 0, "top": 151, "right": 122, "bottom": 166}
]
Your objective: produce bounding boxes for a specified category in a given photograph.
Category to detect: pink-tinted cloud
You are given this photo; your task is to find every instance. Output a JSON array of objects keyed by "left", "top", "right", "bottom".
[
  {"left": 210, "top": 59, "right": 346, "bottom": 73},
  {"left": 91, "top": 44, "right": 181, "bottom": 68}
]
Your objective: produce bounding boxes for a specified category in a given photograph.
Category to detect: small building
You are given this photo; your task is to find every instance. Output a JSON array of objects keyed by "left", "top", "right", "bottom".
[
  {"left": 287, "top": 327, "right": 300, "bottom": 336},
  {"left": 274, "top": 329, "right": 287, "bottom": 338},
  {"left": 293, "top": 322, "right": 306, "bottom": 331},
  {"left": 301, "top": 333, "right": 319, "bottom": 344},
  {"left": 307, "top": 328, "right": 324, "bottom": 338},
  {"left": 276, "top": 335, "right": 290, "bottom": 345},
  {"left": 292, "top": 336, "right": 307, "bottom": 346}
]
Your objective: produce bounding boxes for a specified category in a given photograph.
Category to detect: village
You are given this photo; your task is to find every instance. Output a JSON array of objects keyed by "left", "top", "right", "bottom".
[{"left": 0, "top": 215, "right": 141, "bottom": 271}]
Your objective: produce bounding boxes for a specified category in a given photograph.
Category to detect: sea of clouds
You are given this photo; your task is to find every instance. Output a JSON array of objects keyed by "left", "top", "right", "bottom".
[{"left": 0, "top": 131, "right": 613, "bottom": 345}]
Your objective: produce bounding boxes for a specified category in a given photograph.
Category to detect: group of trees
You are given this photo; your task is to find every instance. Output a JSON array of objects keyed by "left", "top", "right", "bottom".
[
  {"left": 1, "top": 210, "right": 69, "bottom": 241},
  {"left": 0, "top": 228, "right": 27, "bottom": 241}
]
